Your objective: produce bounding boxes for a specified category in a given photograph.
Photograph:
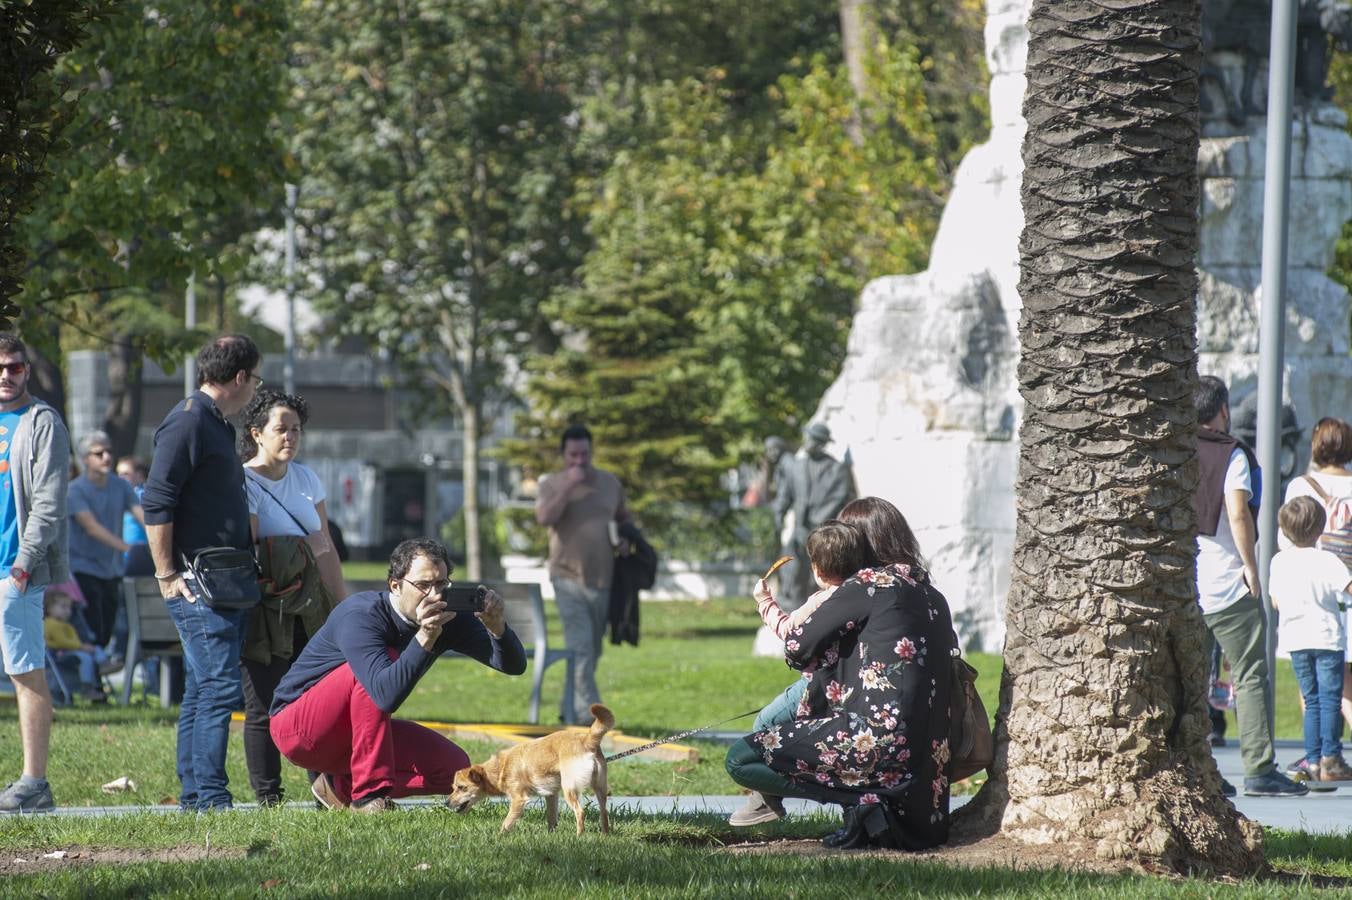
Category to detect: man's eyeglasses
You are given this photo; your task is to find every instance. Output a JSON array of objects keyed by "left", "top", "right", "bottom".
[
  {"left": 0, "top": 362, "right": 25, "bottom": 376},
  {"left": 247, "top": 373, "right": 264, "bottom": 387},
  {"left": 400, "top": 578, "right": 451, "bottom": 596}
]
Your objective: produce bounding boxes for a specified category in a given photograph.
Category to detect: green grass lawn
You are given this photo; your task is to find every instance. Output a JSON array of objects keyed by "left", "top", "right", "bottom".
[
  {"left": 0, "top": 595, "right": 1347, "bottom": 895},
  {"left": 0, "top": 810, "right": 1348, "bottom": 897}
]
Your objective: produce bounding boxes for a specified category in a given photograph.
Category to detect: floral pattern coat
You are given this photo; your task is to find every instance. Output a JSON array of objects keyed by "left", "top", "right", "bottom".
[{"left": 750, "top": 564, "right": 955, "bottom": 847}]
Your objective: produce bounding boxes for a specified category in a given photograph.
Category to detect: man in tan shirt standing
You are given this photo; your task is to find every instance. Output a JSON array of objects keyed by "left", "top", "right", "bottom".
[{"left": 535, "top": 424, "right": 629, "bottom": 724}]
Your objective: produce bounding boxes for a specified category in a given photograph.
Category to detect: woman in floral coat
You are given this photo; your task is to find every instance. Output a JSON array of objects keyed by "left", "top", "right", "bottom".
[{"left": 726, "top": 497, "right": 956, "bottom": 850}]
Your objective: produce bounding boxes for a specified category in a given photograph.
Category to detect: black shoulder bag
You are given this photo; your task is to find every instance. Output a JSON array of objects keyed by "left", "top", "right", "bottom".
[{"left": 181, "top": 547, "right": 261, "bottom": 610}]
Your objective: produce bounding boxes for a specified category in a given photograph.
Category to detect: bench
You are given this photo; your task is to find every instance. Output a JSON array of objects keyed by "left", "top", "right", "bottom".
[
  {"left": 443, "top": 581, "right": 574, "bottom": 725},
  {"left": 120, "top": 576, "right": 184, "bottom": 706}
]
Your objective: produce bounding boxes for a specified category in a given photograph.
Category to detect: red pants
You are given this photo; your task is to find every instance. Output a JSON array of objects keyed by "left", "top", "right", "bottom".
[{"left": 269, "top": 661, "right": 469, "bottom": 803}]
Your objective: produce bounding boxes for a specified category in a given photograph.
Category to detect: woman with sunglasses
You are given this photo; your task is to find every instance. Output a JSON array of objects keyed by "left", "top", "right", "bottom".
[{"left": 238, "top": 389, "right": 347, "bottom": 806}]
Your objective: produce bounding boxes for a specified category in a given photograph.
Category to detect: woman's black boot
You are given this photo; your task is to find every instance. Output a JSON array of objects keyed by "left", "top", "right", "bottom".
[
  {"left": 822, "top": 804, "right": 892, "bottom": 850},
  {"left": 821, "top": 807, "right": 853, "bottom": 847},
  {"left": 822, "top": 805, "right": 861, "bottom": 848}
]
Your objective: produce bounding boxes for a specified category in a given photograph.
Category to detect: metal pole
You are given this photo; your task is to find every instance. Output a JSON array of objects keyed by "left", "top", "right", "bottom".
[
  {"left": 1256, "top": 0, "right": 1298, "bottom": 733},
  {"left": 184, "top": 272, "right": 197, "bottom": 398},
  {"left": 284, "top": 182, "right": 298, "bottom": 395}
]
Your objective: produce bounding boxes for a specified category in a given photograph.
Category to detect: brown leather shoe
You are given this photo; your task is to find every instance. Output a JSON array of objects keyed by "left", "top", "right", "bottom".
[
  {"left": 1319, "top": 754, "right": 1352, "bottom": 781},
  {"left": 310, "top": 774, "right": 349, "bottom": 810},
  {"left": 351, "top": 795, "right": 397, "bottom": 813}
]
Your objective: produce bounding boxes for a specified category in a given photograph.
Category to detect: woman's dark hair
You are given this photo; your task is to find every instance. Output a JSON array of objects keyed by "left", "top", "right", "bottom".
[
  {"left": 196, "top": 334, "right": 260, "bottom": 387},
  {"left": 238, "top": 388, "right": 310, "bottom": 461},
  {"left": 387, "top": 538, "right": 452, "bottom": 583},
  {"left": 1311, "top": 417, "right": 1352, "bottom": 468},
  {"left": 838, "top": 497, "right": 924, "bottom": 571}
]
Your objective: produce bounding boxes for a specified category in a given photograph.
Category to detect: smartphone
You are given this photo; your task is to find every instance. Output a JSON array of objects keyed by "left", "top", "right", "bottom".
[{"left": 440, "top": 584, "right": 487, "bottom": 613}]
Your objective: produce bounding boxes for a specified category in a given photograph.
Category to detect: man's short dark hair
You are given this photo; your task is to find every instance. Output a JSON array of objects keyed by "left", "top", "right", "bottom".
[
  {"left": 196, "top": 334, "right": 261, "bottom": 387},
  {"left": 806, "top": 520, "right": 873, "bottom": 584},
  {"left": 1278, "top": 496, "right": 1326, "bottom": 548},
  {"left": 0, "top": 333, "right": 28, "bottom": 362},
  {"left": 1195, "top": 375, "right": 1229, "bottom": 425},
  {"left": 560, "top": 424, "right": 593, "bottom": 452},
  {"left": 387, "top": 538, "right": 452, "bottom": 584}
]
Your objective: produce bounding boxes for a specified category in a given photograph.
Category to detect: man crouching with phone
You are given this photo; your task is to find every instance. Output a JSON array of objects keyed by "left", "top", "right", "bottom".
[{"left": 270, "top": 538, "right": 526, "bottom": 811}]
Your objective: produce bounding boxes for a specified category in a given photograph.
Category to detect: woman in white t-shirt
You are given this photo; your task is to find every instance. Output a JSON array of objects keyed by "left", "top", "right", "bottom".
[
  {"left": 1282, "top": 417, "right": 1352, "bottom": 741},
  {"left": 239, "top": 389, "right": 347, "bottom": 805}
]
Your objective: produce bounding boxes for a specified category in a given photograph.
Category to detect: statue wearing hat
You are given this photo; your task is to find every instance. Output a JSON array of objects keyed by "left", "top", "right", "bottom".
[{"left": 771, "top": 422, "right": 855, "bottom": 613}]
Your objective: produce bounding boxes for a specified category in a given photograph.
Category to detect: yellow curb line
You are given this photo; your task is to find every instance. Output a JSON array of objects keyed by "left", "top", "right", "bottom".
[{"left": 228, "top": 712, "right": 698, "bottom": 762}]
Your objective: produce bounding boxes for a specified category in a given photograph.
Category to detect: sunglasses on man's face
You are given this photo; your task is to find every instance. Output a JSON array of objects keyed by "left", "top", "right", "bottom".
[{"left": 0, "top": 362, "right": 26, "bottom": 376}]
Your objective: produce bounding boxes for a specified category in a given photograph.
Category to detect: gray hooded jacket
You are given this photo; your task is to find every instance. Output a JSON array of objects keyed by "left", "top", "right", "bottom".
[{"left": 9, "top": 398, "right": 70, "bottom": 587}]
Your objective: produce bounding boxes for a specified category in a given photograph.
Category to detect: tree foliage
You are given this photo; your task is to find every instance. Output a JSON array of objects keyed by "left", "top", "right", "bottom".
[
  {"left": 288, "top": 0, "right": 596, "bottom": 575},
  {"left": 0, "top": 0, "right": 114, "bottom": 331},
  {"left": 13, "top": 0, "right": 289, "bottom": 450},
  {"left": 508, "top": 39, "right": 945, "bottom": 525}
]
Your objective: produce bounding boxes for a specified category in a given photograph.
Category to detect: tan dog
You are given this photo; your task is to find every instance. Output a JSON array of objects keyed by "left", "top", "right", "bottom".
[{"left": 447, "top": 703, "right": 613, "bottom": 834}]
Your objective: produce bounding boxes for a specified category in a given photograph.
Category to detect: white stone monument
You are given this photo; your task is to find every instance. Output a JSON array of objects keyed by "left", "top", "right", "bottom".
[{"left": 813, "top": 0, "right": 1352, "bottom": 652}]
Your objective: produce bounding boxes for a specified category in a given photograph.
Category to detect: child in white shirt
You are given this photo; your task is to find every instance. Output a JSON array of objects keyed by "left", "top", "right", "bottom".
[{"left": 1272, "top": 496, "right": 1352, "bottom": 782}]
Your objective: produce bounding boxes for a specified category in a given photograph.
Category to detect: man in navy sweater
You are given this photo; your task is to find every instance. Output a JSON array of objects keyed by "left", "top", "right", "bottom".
[{"left": 270, "top": 538, "right": 526, "bottom": 811}]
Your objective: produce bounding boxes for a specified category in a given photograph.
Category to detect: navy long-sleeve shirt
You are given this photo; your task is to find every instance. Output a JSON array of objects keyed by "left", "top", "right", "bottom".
[
  {"left": 141, "top": 391, "right": 250, "bottom": 560},
  {"left": 271, "top": 590, "right": 528, "bottom": 715}
]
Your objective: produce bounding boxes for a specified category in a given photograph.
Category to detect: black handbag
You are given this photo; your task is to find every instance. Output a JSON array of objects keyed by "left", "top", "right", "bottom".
[{"left": 181, "top": 547, "right": 262, "bottom": 610}]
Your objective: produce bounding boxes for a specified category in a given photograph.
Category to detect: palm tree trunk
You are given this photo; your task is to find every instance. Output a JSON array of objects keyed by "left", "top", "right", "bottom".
[{"left": 955, "top": 0, "right": 1264, "bottom": 876}]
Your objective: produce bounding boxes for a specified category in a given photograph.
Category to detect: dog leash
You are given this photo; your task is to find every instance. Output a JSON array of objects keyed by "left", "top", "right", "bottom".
[{"left": 604, "top": 708, "right": 762, "bottom": 762}]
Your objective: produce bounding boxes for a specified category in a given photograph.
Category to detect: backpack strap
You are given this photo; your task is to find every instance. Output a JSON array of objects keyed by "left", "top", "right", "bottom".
[{"left": 1303, "top": 474, "right": 1334, "bottom": 505}]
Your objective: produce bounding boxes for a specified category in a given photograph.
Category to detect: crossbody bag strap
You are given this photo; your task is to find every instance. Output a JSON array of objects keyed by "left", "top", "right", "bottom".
[{"left": 245, "top": 470, "right": 311, "bottom": 537}]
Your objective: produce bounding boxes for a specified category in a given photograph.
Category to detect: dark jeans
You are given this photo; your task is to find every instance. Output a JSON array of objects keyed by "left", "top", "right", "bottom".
[
  {"left": 166, "top": 596, "right": 248, "bottom": 811},
  {"left": 74, "top": 572, "right": 122, "bottom": 650},
  {"left": 240, "top": 619, "right": 310, "bottom": 803},
  {"left": 725, "top": 737, "right": 845, "bottom": 806},
  {"left": 1291, "top": 649, "right": 1345, "bottom": 764}
]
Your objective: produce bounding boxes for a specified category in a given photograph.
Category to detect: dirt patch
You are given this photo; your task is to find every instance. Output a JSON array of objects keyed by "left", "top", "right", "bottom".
[
  {"left": 723, "top": 831, "right": 1129, "bottom": 874},
  {"left": 0, "top": 845, "right": 247, "bottom": 874},
  {"left": 723, "top": 833, "right": 1352, "bottom": 889}
]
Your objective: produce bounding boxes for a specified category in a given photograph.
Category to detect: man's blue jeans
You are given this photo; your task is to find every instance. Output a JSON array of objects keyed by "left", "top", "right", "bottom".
[
  {"left": 1290, "top": 648, "right": 1346, "bottom": 765},
  {"left": 165, "top": 597, "right": 248, "bottom": 811}
]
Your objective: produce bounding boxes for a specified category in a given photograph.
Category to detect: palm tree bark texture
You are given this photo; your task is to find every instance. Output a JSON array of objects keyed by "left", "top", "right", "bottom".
[{"left": 955, "top": 0, "right": 1264, "bottom": 876}]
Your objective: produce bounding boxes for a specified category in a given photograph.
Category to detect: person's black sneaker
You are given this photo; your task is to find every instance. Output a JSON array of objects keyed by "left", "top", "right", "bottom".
[
  {"left": 1243, "top": 771, "right": 1309, "bottom": 797},
  {"left": 1220, "top": 778, "right": 1237, "bottom": 797},
  {"left": 1209, "top": 732, "right": 1227, "bottom": 747}
]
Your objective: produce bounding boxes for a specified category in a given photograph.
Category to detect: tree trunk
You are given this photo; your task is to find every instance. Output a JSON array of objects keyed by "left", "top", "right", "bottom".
[
  {"left": 837, "top": 0, "right": 871, "bottom": 145},
  {"left": 26, "top": 340, "right": 67, "bottom": 426},
  {"left": 955, "top": 0, "right": 1265, "bottom": 876},
  {"left": 462, "top": 401, "right": 482, "bottom": 581},
  {"left": 103, "top": 332, "right": 143, "bottom": 458}
]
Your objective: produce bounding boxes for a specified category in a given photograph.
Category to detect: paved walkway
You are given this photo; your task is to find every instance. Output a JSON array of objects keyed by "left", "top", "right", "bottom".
[{"left": 33, "top": 739, "right": 1351, "bottom": 833}]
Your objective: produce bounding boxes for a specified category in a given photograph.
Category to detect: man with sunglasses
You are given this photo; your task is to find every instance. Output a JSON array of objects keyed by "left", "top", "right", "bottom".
[
  {"left": 270, "top": 538, "right": 526, "bottom": 812},
  {"left": 67, "top": 430, "right": 144, "bottom": 656},
  {"left": 0, "top": 333, "right": 71, "bottom": 813},
  {"left": 142, "top": 334, "right": 262, "bottom": 811}
]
